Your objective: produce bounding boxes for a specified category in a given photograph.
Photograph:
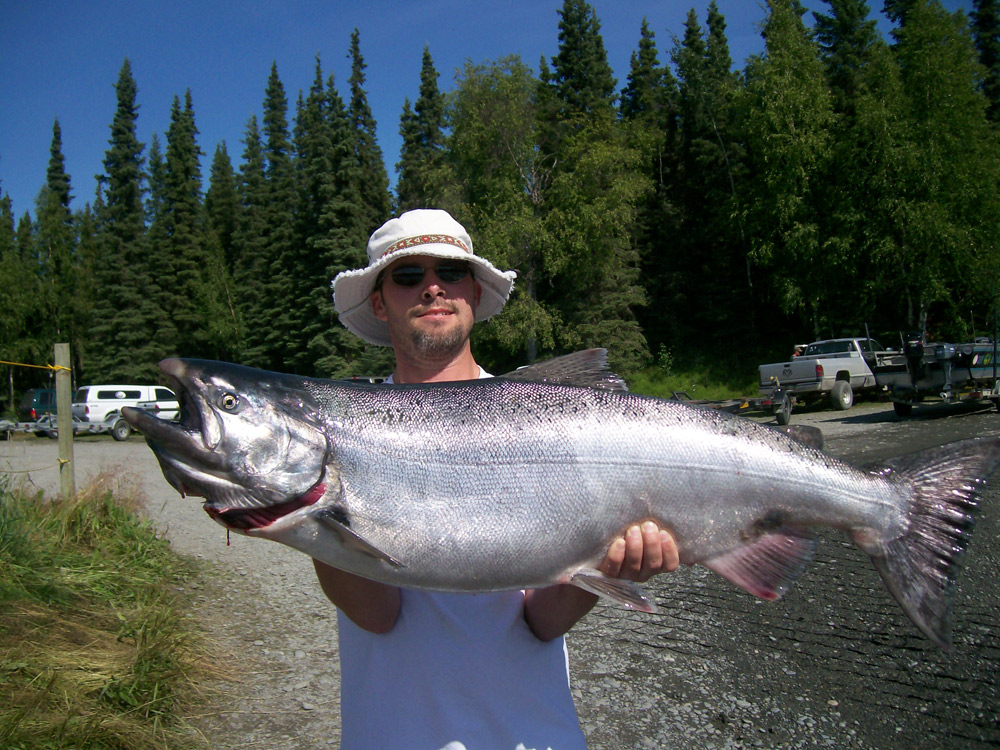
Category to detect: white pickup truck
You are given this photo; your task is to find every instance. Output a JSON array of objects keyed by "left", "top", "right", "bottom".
[{"left": 758, "top": 338, "right": 888, "bottom": 411}]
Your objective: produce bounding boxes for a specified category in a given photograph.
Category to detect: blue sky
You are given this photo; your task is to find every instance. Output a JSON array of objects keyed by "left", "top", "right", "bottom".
[{"left": 0, "top": 0, "right": 973, "bottom": 220}]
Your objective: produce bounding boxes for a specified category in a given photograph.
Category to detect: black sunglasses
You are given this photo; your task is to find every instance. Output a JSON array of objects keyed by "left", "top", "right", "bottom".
[{"left": 383, "top": 262, "right": 472, "bottom": 288}]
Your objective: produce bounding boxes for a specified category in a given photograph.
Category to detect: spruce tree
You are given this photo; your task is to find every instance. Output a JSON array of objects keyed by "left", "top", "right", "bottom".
[
  {"left": 231, "top": 117, "right": 267, "bottom": 364},
  {"left": 264, "top": 64, "right": 300, "bottom": 369},
  {"left": 348, "top": 29, "right": 392, "bottom": 231},
  {"left": 90, "top": 59, "right": 151, "bottom": 381},
  {"left": 537, "top": 1, "right": 650, "bottom": 372},
  {"left": 34, "top": 119, "right": 79, "bottom": 357},
  {"left": 161, "top": 91, "right": 217, "bottom": 358},
  {"left": 814, "top": 0, "right": 880, "bottom": 113},
  {"left": 205, "top": 143, "right": 239, "bottom": 270},
  {"left": 972, "top": 0, "right": 1000, "bottom": 120},
  {"left": 396, "top": 47, "right": 450, "bottom": 210}
]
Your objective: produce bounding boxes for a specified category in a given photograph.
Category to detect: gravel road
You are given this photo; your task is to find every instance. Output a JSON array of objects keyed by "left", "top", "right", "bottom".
[{"left": 2, "top": 398, "right": 999, "bottom": 749}]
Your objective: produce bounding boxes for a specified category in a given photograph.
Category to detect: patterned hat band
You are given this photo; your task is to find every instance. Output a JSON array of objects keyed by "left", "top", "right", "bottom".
[{"left": 382, "top": 234, "right": 471, "bottom": 257}]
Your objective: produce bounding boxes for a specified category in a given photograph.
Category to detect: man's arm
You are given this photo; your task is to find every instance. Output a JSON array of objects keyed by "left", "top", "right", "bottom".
[
  {"left": 312, "top": 560, "right": 401, "bottom": 634},
  {"left": 522, "top": 522, "right": 679, "bottom": 642}
]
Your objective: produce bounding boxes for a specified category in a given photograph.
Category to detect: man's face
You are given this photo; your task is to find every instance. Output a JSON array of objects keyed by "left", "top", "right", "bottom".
[{"left": 370, "top": 255, "right": 482, "bottom": 359}]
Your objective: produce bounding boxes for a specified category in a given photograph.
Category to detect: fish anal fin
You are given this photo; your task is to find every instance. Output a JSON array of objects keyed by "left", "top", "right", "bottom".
[
  {"left": 704, "top": 528, "right": 817, "bottom": 600},
  {"left": 314, "top": 508, "right": 405, "bottom": 568},
  {"left": 568, "top": 567, "right": 657, "bottom": 612}
]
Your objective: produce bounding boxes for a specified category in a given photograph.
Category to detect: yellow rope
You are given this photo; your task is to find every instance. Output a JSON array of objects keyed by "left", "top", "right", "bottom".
[{"left": 0, "top": 359, "right": 71, "bottom": 372}]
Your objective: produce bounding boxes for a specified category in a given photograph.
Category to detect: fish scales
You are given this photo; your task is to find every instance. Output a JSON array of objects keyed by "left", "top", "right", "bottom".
[
  {"left": 122, "top": 350, "right": 1000, "bottom": 647},
  {"left": 317, "top": 378, "right": 905, "bottom": 589}
]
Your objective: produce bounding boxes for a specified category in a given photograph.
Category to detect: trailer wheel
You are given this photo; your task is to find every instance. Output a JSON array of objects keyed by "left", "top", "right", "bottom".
[
  {"left": 775, "top": 392, "right": 792, "bottom": 425},
  {"left": 111, "top": 419, "right": 131, "bottom": 441},
  {"left": 831, "top": 381, "right": 853, "bottom": 410},
  {"left": 893, "top": 401, "right": 913, "bottom": 419}
]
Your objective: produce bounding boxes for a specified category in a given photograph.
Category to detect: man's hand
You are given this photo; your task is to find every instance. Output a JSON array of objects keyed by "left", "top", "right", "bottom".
[
  {"left": 524, "top": 522, "right": 679, "bottom": 641},
  {"left": 599, "top": 521, "right": 679, "bottom": 582}
]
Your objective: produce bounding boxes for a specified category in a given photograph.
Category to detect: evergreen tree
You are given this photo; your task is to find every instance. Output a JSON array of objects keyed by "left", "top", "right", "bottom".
[
  {"left": 205, "top": 142, "right": 239, "bottom": 269},
  {"left": 547, "top": 0, "right": 617, "bottom": 118},
  {"left": 620, "top": 19, "right": 682, "bottom": 360},
  {"left": 256, "top": 64, "right": 300, "bottom": 370},
  {"left": 537, "top": 1, "right": 650, "bottom": 372},
  {"left": 231, "top": 116, "right": 268, "bottom": 364},
  {"left": 972, "top": 0, "right": 1000, "bottom": 120},
  {"left": 0, "top": 191, "right": 39, "bottom": 406},
  {"left": 90, "top": 59, "right": 151, "bottom": 381},
  {"left": 396, "top": 47, "right": 450, "bottom": 210},
  {"left": 620, "top": 18, "right": 666, "bottom": 122},
  {"left": 815, "top": 0, "right": 880, "bottom": 113},
  {"left": 161, "top": 91, "right": 222, "bottom": 358},
  {"left": 33, "top": 120, "right": 79, "bottom": 359},
  {"left": 663, "top": 3, "right": 749, "bottom": 358},
  {"left": 348, "top": 29, "right": 392, "bottom": 230}
]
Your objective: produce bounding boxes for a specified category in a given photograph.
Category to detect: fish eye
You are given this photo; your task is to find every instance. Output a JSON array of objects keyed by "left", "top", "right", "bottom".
[{"left": 220, "top": 393, "right": 239, "bottom": 411}]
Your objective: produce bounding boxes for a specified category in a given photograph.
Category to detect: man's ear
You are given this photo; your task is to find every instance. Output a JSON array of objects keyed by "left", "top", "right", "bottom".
[
  {"left": 370, "top": 289, "right": 388, "bottom": 321},
  {"left": 472, "top": 280, "right": 482, "bottom": 313}
]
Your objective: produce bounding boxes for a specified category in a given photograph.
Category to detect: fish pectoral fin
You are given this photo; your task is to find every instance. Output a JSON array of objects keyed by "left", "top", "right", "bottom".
[
  {"left": 314, "top": 509, "right": 405, "bottom": 568},
  {"left": 703, "top": 528, "right": 817, "bottom": 600},
  {"left": 567, "top": 568, "right": 657, "bottom": 613}
]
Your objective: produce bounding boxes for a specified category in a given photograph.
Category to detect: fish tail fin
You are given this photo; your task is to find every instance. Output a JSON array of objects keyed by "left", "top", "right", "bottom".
[{"left": 861, "top": 438, "right": 1000, "bottom": 649}]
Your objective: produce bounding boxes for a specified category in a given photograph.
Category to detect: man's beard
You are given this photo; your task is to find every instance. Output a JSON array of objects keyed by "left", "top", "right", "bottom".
[{"left": 409, "top": 324, "right": 468, "bottom": 358}]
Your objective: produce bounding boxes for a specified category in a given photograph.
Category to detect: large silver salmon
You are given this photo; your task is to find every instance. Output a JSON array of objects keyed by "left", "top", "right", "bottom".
[{"left": 122, "top": 350, "right": 1000, "bottom": 648}]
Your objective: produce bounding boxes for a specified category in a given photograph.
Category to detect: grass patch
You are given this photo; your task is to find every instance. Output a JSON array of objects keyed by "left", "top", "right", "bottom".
[
  {"left": 0, "top": 473, "right": 223, "bottom": 750},
  {"left": 628, "top": 366, "right": 759, "bottom": 402}
]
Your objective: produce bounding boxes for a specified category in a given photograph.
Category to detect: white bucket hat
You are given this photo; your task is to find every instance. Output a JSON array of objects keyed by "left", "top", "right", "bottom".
[{"left": 332, "top": 209, "right": 517, "bottom": 346}]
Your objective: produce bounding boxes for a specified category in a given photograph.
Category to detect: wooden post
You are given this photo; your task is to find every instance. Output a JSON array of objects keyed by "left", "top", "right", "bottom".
[{"left": 55, "top": 343, "right": 75, "bottom": 499}]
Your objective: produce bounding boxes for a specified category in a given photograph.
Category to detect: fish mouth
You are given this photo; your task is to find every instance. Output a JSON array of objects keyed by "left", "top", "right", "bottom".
[{"left": 204, "top": 482, "right": 326, "bottom": 530}]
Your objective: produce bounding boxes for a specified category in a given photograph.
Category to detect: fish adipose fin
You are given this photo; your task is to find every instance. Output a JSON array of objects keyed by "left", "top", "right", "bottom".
[
  {"left": 314, "top": 508, "right": 406, "bottom": 568},
  {"left": 703, "top": 528, "right": 818, "bottom": 600},
  {"left": 857, "top": 437, "right": 1000, "bottom": 649},
  {"left": 568, "top": 567, "right": 657, "bottom": 612},
  {"left": 500, "top": 349, "right": 628, "bottom": 392}
]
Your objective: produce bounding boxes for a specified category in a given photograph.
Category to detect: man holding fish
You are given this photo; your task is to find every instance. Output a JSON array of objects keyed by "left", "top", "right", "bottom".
[{"left": 322, "top": 208, "right": 679, "bottom": 750}]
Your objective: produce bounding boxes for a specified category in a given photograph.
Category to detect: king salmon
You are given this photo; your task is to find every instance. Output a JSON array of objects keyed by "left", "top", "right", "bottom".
[{"left": 122, "top": 350, "right": 1000, "bottom": 648}]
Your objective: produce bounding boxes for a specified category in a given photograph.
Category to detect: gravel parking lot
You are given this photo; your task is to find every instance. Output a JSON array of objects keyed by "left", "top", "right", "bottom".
[{"left": 2, "top": 398, "right": 999, "bottom": 749}]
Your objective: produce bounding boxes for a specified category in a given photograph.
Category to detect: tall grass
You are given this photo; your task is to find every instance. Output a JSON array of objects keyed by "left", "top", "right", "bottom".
[{"left": 0, "top": 474, "right": 222, "bottom": 750}]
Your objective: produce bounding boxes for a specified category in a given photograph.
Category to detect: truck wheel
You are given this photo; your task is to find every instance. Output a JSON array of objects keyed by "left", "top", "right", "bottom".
[
  {"left": 831, "top": 381, "right": 853, "bottom": 410},
  {"left": 893, "top": 401, "right": 913, "bottom": 419},
  {"left": 111, "top": 419, "right": 131, "bottom": 441}
]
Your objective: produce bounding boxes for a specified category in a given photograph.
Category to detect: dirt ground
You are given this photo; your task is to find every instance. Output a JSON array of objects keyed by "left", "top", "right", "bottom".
[{"left": 3, "top": 397, "right": 999, "bottom": 749}]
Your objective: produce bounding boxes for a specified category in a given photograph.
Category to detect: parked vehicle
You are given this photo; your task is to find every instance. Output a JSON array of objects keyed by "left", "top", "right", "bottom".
[
  {"left": 133, "top": 395, "right": 180, "bottom": 422},
  {"left": 72, "top": 385, "right": 177, "bottom": 440},
  {"left": 17, "top": 387, "right": 56, "bottom": 422},
  {"left": 758, "top": 337, "right": 893, "bottom": 411},
  {"left": 872, "top": 333, "right": 1000, "bottom": 418}
]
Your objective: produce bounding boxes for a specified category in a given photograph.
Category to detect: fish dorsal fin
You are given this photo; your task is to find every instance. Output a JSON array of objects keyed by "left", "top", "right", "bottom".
[
  {"left": 500, "top": 349, "right": 628, "bottom": 392},
  {"left": 703, "top": 527, "right": 817, "bottom": 600},
  {"left": 771, "top": 424, "right": 825, "bottom": 451}
]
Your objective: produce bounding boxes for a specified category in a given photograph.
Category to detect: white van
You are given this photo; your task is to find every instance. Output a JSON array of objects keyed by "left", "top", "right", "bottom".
[{"left": 72, "top": 384, "right": 177, "bottom": 439}]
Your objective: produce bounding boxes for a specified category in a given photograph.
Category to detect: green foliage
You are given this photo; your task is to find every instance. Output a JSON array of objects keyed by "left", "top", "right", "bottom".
[{"left": 2, "top": 3, "right": 999, "bottom": 390}]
